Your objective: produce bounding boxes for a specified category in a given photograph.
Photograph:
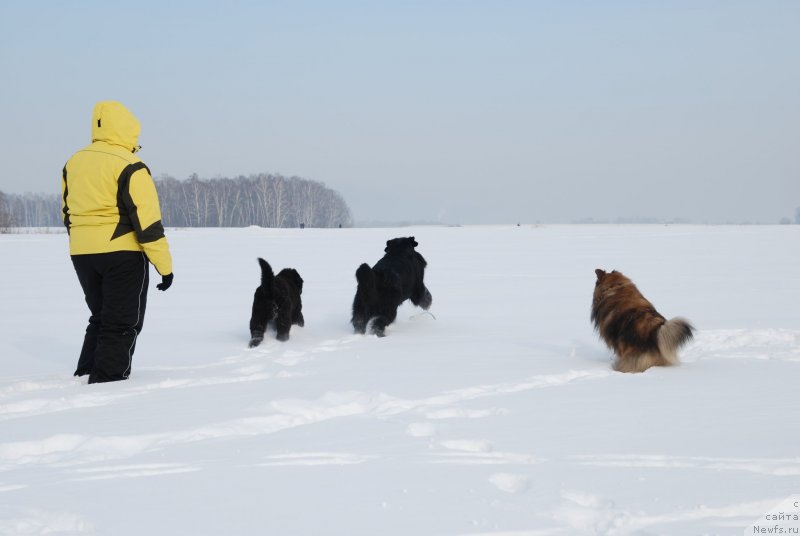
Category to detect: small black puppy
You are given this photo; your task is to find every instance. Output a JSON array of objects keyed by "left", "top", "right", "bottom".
[
  {"left": 249, "top": 258, "right": 304, "bottom": 346},
  {"left": 351, "top": 236, "right": 432, "bottom": 337}
]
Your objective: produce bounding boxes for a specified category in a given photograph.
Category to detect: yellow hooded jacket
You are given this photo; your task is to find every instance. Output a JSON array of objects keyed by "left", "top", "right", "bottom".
[{"left": 61, "top": 101, "right": 172, "bottom": 276}]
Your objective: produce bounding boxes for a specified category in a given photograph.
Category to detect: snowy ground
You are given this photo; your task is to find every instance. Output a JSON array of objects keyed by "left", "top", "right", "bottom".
[{"left": 0, "top": 225, "right": 798, "bottom": 535}]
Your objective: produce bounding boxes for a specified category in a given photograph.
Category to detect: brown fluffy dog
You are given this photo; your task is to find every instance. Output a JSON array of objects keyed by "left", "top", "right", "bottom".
[{"left": 591, "top": 269, "right": 694, "bottom": 373}]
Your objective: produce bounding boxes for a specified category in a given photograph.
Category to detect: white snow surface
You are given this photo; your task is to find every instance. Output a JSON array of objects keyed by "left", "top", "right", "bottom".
[{"left": 0, "top": 225, "right": 798, "bottom": 535}]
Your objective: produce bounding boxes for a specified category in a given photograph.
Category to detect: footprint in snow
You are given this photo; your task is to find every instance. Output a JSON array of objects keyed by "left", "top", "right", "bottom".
[{"left": 488, "top": 473, "right": 530, "bottom": 494}]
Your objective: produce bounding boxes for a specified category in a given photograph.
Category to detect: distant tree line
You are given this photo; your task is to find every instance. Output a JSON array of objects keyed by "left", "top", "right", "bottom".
[
  {"left": 156, "top": 174, "right": 352, "bottom": 228},
  {"left": 0, "top": 173, "right": 353, "bottom": 230},
  {"left": 1, "top": 191, "right": 60, "bottom": 229}
]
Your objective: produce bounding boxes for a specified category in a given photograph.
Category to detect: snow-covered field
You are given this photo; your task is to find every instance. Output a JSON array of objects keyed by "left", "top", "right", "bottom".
[{"left": 1, "top": 225, "right": 798, "bottom": 535}]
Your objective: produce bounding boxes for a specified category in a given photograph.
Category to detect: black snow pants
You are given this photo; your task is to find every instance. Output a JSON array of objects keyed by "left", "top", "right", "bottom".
[{"left": 71, "top": 251, "right": 149, "bottom": 384}]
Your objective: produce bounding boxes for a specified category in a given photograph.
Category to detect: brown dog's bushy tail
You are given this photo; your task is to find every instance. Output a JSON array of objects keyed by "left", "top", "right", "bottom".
[
  {"left": 258, "top": 257, "right": 275, "bottom": 290},
  {"left": 657, "top": 317, "right": 695, "bottom": 365}
]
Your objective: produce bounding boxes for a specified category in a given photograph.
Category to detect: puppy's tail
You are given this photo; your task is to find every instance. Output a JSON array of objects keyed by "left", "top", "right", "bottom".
[
  {"left": 258, "top": 257, "right": 275, "bottom": 289},
  {"left": 657, "top": 317, "right": 695, "bottom": 365},
  {"left": 355, "top": 263, "right": 377, "bottom": 301}
]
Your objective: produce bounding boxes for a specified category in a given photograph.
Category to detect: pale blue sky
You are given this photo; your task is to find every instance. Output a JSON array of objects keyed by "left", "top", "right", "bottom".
[{"left": 1, "top": 1, "right": 798, "bottom": 223}]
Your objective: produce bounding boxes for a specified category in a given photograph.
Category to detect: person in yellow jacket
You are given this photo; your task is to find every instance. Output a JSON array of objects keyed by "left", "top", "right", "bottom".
[{"left": 62, "top": 101, "right": 174, "bottom": 384}]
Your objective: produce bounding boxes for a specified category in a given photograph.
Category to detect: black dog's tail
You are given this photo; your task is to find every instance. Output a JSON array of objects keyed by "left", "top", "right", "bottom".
[
  {"left": 258, "top": 258, "right": 275, "bottom": 290},
  {"left": 355, "top": 263, "right": 377, "bottom": 301}
]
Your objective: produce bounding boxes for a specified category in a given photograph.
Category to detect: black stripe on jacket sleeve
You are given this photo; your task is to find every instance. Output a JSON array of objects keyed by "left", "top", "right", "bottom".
[
  {"left": 111, "top": 162, "right": 165, "bottom": 243},
  {"left": 139, "top": 220, "right": 166, "bottom": 243},
  {"left": 61, "top": 166, "right": 71, "bottom": 232}
]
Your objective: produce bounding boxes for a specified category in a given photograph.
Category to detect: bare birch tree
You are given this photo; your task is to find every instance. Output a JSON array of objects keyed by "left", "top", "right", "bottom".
[{"left": 0, "top": 191, "right": 14, "bottom": 232}]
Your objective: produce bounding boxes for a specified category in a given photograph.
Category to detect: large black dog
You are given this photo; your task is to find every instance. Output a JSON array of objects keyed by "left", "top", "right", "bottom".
[
  {"left": 249, "top": 258, "right": 304, "bottom": 346},
  {"left": 351, "top": 237, "right": 433, "bottom": 337}
]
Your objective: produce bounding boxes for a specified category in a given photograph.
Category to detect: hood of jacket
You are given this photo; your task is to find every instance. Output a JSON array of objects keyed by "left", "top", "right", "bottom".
[{"left": 91, "top": 101, "right": 141, "bottom": 153}]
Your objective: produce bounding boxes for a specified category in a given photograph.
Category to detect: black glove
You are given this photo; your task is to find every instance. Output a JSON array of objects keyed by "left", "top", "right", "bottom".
[{"left": 156, "top": 273, "right": 174, "bottom": 291}]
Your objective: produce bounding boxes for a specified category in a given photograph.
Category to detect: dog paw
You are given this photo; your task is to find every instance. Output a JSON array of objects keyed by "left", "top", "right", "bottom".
[
  {"left": 248, "top": 337, "right": 263, "bottom": 348},
  {"left": 276, "top": 332, "right": 290, "bottom": 342}
]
